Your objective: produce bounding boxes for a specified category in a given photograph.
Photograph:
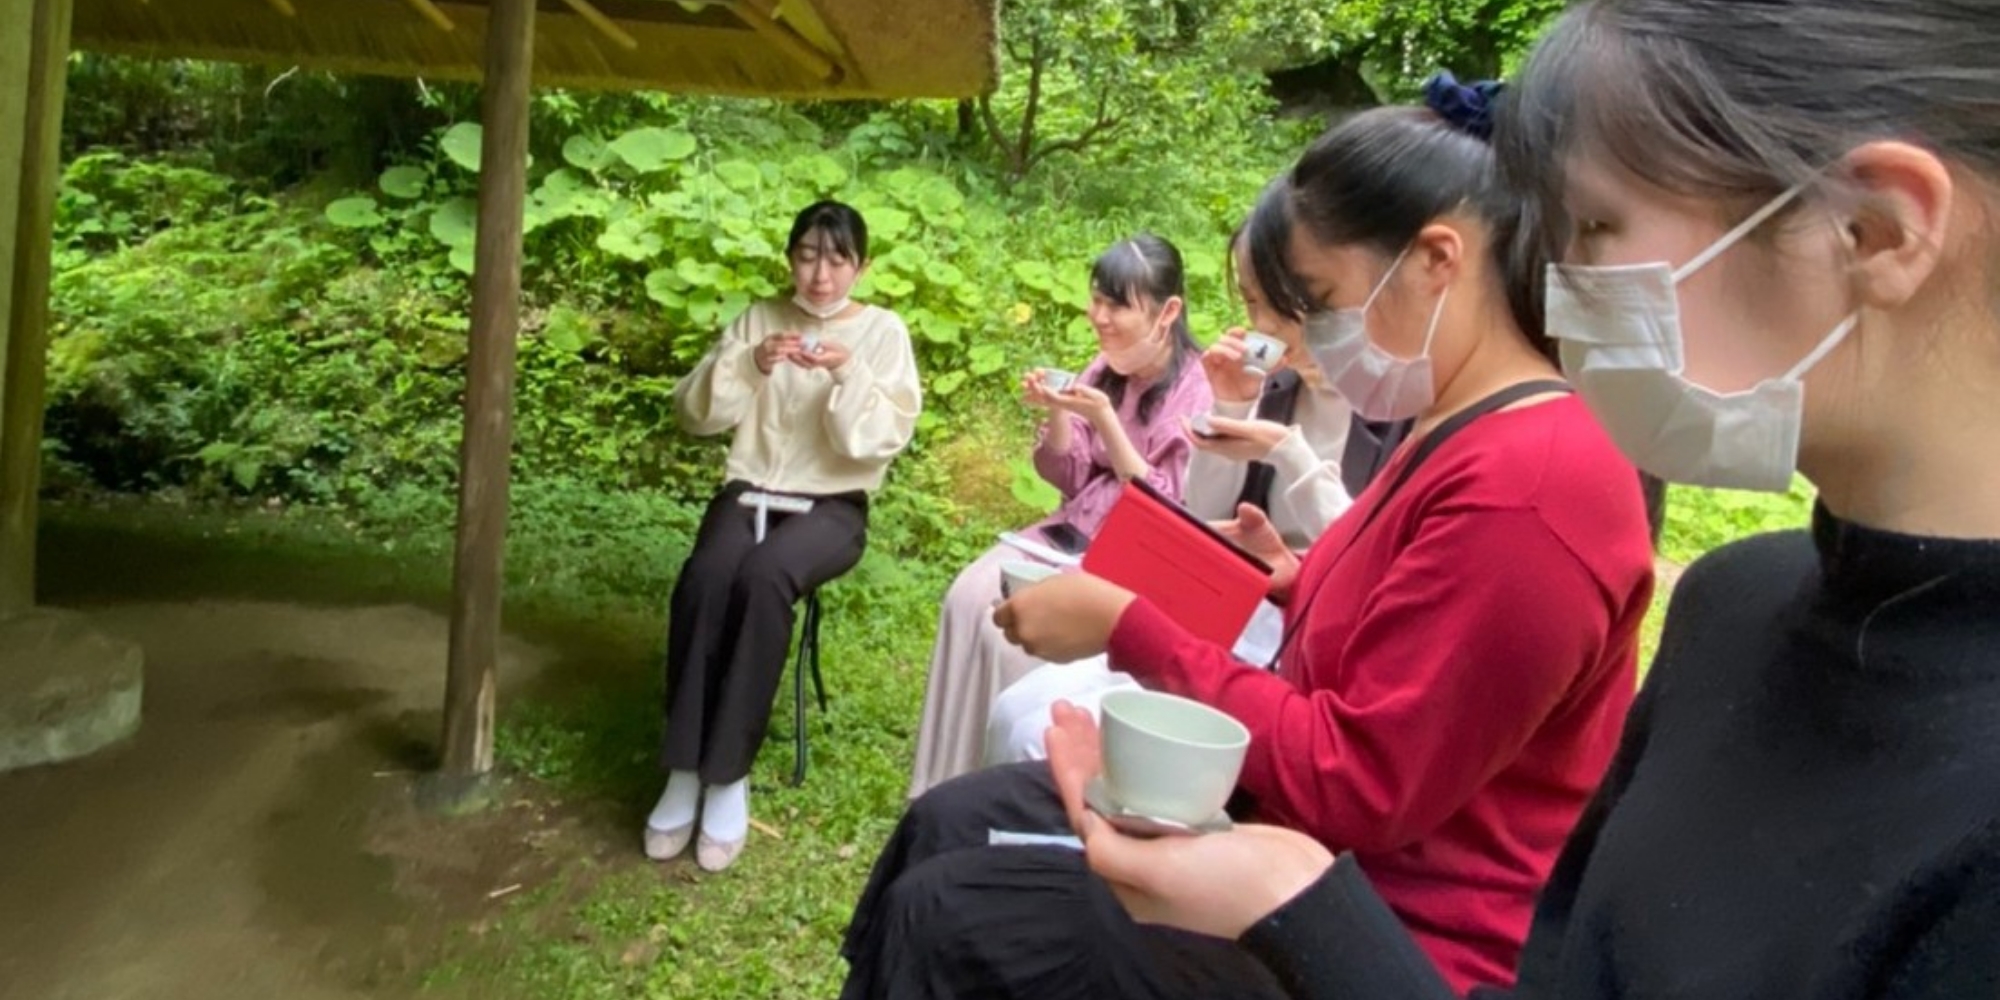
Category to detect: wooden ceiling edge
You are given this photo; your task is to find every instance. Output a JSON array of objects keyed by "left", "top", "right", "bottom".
[{"left": 67, "top": 36, "right": 987, "bottom": 99}]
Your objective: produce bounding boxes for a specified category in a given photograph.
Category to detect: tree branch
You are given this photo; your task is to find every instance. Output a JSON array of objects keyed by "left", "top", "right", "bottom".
[{"left": 1023, "top": 88, "right": 1119, "bottom": 173}]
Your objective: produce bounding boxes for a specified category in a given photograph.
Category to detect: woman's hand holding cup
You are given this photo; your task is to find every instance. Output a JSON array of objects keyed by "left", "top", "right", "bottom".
[
  {"left": 1045, "top": 701, "right": 1335, "bottom": 942},
  {"left": 754, "top": 333, "right": 800, "bottom": 375},
  {"left": 1201, "top": 329, "right": 1270, "bottom": 404}
]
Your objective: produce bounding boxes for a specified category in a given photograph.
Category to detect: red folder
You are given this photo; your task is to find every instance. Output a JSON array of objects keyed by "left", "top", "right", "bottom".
[{"left": 1081, "top": 480, "right": 1273, "bottom": 648}]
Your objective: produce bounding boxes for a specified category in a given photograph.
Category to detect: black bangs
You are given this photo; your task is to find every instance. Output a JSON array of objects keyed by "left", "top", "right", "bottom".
[
  {"left": 1089, "top": 240, "right": 1158, "bottom": 309},
  {"left": 787, "top": 200, "right": 869, "bottom": 262}
]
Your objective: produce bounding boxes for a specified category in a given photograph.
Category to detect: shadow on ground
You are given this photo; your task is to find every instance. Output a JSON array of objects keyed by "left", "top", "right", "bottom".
[{"left": 0, "top": 506, "right": 666, "bottom": 1000}]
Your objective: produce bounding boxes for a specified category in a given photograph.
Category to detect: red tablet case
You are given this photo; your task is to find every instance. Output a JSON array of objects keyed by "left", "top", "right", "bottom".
[{"left": 1080, "top": 480, "right": 1273, "bottom": 648}]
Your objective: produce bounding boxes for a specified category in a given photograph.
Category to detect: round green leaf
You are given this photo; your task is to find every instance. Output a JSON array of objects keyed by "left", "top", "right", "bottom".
[
  {"left": 609, "top": 127, "right": 698, "bottom": 173},
  {"left": 645, "top": 268, "right": 690, "bottom": 307},
  {"left": 428, "top": 198, "right": 478, "bottom": 248},
  {"left": 868, "top": 207, "right": 914, "bottom": 242},
  {"left": 324, "top": 196, "right": 384, "bottom": 229},
  {"left": 441, "top": 122, "right": 484, "bottom": 172},
  {"left": 449, "top": 244, "right": 476, "bottom": 274},
  {"left": 561, "top": 133, "right": 613, "bottom": 171},
  {"left": 784, "top": 153, "right": 849, "bottom": 190},
  {"left": 1011, "top": 260, "right": 1057, "bottom": 292},
  {"left": 931, "top": 370, "right": 967, "bottom": 397},
  {"left": 714, "top": 160, "right": 763, "bottom": 192},
  {"left": 915, "top": 183, "right": 965, "bottom": 222},
  {"left": 378, "top": 165, "right": 429, "bottom": 200}
]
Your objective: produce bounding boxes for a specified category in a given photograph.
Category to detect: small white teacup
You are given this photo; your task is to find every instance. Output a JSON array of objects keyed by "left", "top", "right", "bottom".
[
  {"left": 1240, "top": 332, "right": 1286, "bottom": 378},
  {"left": 1038, "top": 367, "right": 1078, "bottom": 392},
  {"left": 999, "top": 560, "right": 1062, "bottom": 599},
  {"left": 1099, "top": 689, "right": 1250, "bottom": 826}
]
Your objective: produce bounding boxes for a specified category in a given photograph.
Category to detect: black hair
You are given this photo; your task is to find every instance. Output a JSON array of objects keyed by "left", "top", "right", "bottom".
[
  {"left": 1499, "top": 0, "right": 2000, "bottom": 275},
  {"left": 1229, "top": 178, "right": 1315, "bottom": 324},
  {"left": 786, "top": 200, "right": 868, "bottom": 262},
  {"left": 1087, "top": 234, "right": 1201, "bottom": 421},
  {"left": 1288, "top": 81, "right": 1552, "bottom": 360}
]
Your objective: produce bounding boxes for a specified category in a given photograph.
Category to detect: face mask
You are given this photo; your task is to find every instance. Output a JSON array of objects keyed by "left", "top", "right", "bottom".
[
  {"left": 1102, "top": 303, "right": 1175, "bottom": 376},
  {"left": 1545, "top": 184, "right": 1856, "bottom": 493},
  {"left": 793, "top": 293, "right": 852, "bottom": 320},
  {"left": 1303, "top": 248, "right": 1449, "bottom": 421}
]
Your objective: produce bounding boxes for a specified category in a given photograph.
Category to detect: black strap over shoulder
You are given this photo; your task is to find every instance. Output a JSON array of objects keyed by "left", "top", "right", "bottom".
[
  {"left": 1234, "top": 369, "right": 1306, "bottom": 514},
  {"left": 1265, "top": 378, "right": 1572, "bottom": 668}
]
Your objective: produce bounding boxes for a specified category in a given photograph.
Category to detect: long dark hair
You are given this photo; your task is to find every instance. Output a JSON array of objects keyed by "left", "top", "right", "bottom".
[
  {"left": 1288, "top": 82, "right": 1552, "bottom": 361},
  {"left": 1087, "top": 234, "right": 1201, "bottom": 421},
  {"left": 1498, "top": 0, "right": 2000, "bottom": 286}
]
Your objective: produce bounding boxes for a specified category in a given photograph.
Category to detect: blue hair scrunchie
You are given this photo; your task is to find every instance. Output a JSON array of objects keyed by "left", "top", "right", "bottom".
[{"left": 1424, "top": 71, "right": 1506, "bottom": 142}]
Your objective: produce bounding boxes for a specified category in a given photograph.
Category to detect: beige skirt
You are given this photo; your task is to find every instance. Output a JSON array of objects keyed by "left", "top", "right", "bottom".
[{"left": 906, "top": 542, "right": 1046, "bottom": 799}]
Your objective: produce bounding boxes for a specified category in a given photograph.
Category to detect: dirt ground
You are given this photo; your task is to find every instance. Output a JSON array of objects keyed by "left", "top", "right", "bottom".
[{"left": 0, "top": 600, "right": 620, "bottom": 1000}]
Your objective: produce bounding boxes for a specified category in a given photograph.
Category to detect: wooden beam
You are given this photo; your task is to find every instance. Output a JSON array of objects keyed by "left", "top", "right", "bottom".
[
  {"left": 439, "top": 0, "right": 532, "bottom": 778},
  {"left": 560, "top": 0, "right": 639, "bottom": 51},
  {"left": 0, "top": 0, "right": 72, "bottom": 618},
  {"left": 401, "top": 0, "right": 455, "bottom": 33},
  {"left": 731, "top": 0, "right": 840, "bottom": 84}
]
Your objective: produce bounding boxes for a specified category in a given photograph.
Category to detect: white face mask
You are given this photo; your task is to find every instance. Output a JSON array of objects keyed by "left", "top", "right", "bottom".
[
  {"left": 1546, "top": 184, "right": 1856, "bottom": 493},
  {"left": 1303, "top": 248, "right": 1449, "bottom": 422},
  {"left": 793, "top": 293, "right": 853, "bottom": 320}
]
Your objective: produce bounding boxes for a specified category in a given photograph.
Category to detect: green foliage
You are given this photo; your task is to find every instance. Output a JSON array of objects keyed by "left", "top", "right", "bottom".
[{"left": 1660, "top": 480, "right": 1817, "bottom": 568}]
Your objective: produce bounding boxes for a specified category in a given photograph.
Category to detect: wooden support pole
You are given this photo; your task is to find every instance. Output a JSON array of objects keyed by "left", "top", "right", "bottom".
[
  {"left": 732, "top": 0, "right": 840, "bottom": 83},
  {"left": 0, "top": 0, "right": 72, "bottom": 618},
  {"left": 560, "top": 0, "right": 639, "bottom": 51},
  {"left": 439, "top": 0, "right": 532, "bottom": 777},
  {"left": 401, "top": 0, "right": 456, "bottom": 33}
]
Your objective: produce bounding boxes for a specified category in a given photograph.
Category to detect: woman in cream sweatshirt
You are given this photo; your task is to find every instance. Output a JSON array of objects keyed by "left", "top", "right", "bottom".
[{"left": 645, "top": 200, "right": 921, "bottom": 872}]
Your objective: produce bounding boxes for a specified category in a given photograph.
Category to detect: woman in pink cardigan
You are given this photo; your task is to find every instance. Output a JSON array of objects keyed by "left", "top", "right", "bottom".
[{"left": 905, "top": 234, "right": 1212, "bottom": 798}]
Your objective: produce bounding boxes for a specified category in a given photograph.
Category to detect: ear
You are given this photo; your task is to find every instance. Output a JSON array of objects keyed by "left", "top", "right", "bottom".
[
  {"left": 1154, "top": 295, "right": 1185, "bottom": 332},
  {"left": 1408, "top": 222, "right": 1466, "bottom": 296},
  {"left": 1839, "top": 141, "right": 1953, "bottom": 310}
]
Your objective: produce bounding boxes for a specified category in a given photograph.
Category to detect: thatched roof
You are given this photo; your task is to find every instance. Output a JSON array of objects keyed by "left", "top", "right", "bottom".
[{"left": 72, "top": 0, "right": 998, "bottom": 99}]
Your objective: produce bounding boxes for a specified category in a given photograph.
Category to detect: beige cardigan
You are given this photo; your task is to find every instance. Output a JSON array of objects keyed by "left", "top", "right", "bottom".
[
  {"left": 1184, "top": 381, "right": 1355, "bottom": 551},
  {"left": 674, "top": 299, "right": 922, "bottom": 496}
]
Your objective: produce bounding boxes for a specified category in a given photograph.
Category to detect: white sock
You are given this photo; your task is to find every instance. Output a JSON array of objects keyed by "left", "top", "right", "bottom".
[
  {"left": 700, "top": 778, "right": 750, "bottom": 842},
  {"left": 647, "top": 770, "right": 701, "bottom": 832}
]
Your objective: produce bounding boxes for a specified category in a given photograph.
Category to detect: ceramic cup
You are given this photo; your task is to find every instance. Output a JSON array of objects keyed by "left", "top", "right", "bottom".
[
  {"left": 801, "top": 334, "right": 824, "bottom": 355},
  {"left": 1098, "top": 689, "right": 1250, "bottom": 826},
  {"left": 1039, "top": 367, "right": 1077, "bottom": 392},
  {"left": 1240, "top": 332, "right": 1286, "bottom": 378},
  {"left": 999, "top": 560, "right": 1062, "bottom": 599}
]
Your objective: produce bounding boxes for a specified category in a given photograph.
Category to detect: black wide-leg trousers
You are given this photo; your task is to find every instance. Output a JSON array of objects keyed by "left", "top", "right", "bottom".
[{"left": 661, "top": 480, "right": 866, "bottom": 784}]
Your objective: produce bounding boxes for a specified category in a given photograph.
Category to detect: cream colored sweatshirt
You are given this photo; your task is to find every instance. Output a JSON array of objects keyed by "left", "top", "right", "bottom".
[
  {"left": 674, "top": 299, "right": 922, "bottom": 496},
  {"left": 1184, "top": 382, "right": 1355, "bottom": 552}
]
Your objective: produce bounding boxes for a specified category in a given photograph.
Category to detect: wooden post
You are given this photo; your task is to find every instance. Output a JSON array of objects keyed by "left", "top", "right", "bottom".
[
  {"left": 0, "top": 0, "right": 73, "bottom": 618},
  {"left": 439, "top": 0, "right": 533, "bottom": 777}
]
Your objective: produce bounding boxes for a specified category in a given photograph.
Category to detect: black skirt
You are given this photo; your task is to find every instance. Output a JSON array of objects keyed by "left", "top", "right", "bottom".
[{"left": 840, "top": 762, "right": 1288, "bottom": 1000}]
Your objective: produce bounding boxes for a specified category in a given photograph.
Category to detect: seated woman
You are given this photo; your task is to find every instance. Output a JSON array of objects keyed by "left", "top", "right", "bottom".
[
  {"left": 646, "top": 200, "right": 921, "bottom": 872},
  {"left": 904, "top": 235, "right": 1211, "bottom": 799},
  {"left": 979, "top": 186, "right": 1393, "bottom": 768},
  {"left": 1046, "top": 2, "right": 2000, "bottom": 996},
  {"left": 1184, "top": 179, "right": 1367, "bottom": 550},
  {"left": 841, "top": 80, "right": 1656, "bottom": 999}
]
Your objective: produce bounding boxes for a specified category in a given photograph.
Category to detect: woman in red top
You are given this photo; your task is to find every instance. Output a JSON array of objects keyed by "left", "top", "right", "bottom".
[{"left": 839, "top": 79, "right": 1655, "bottom": 999}]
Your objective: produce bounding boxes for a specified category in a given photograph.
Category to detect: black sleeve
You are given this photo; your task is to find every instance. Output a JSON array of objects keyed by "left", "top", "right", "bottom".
[
  {"left": 1824, "top": 818, "right": 2000, "bottom": 999},
  {"left": 1238, "top": 859, "right": 1460, "bottom": 1000}
]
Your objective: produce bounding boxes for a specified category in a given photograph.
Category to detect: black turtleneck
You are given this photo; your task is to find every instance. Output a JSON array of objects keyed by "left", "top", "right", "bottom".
[{"left": 1240, "top": 506, "right": 2000, "bottom": 999}]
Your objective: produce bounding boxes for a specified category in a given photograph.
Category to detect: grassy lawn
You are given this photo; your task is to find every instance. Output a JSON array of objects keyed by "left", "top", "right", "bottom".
[{"left": 36, "top": 477, "right": 1812, "bottom": 999}]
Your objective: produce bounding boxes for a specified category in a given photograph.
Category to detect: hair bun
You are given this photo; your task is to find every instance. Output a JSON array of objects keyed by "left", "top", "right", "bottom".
[{"left": 1424, "top": 71, "right": 1506, "bottom": 142}]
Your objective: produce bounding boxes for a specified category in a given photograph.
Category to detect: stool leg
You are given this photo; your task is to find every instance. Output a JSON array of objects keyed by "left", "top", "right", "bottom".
[
  {"left": 808, "top": 597, "right": 828, "bottom": 714},
  {"left": 791, "top": 596, "right": 811, "bottom": 787}
]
